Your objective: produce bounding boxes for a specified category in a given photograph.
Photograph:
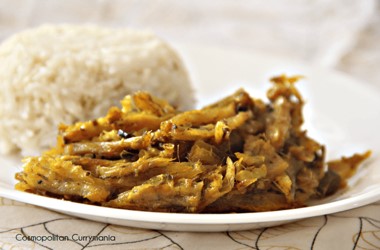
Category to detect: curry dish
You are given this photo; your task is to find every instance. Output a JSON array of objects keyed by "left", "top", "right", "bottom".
[{"left": 15, "top": 75, "right": 370, "bottom": 213}]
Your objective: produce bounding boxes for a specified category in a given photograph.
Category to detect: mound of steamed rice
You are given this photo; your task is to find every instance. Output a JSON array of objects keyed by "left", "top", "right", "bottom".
[{"left": 0, "top": 24, "right": 194, "bottom": 156}]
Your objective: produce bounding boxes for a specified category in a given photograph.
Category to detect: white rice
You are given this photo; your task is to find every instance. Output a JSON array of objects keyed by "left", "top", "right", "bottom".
[{"left": 0, "top": 24, "right": 194, "bottom": 156}]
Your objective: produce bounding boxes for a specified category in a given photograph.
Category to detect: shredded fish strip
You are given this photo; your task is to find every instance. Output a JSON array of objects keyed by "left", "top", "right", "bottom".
[{"left": 15, "top": 75, "right": 371, "bottom": 213}]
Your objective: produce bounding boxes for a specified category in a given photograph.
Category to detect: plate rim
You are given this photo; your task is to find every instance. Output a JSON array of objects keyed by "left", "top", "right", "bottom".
[{"left": 1, "top": 183, "right": 380, "bottom": 225}]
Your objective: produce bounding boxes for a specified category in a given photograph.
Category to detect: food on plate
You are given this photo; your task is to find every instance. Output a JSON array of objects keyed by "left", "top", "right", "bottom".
[
  {"left": 15, "top": 75, "right": 370, "bottom": 213},
  {"left": 0, "top": 24, "right": 193, "bottom": 156}
]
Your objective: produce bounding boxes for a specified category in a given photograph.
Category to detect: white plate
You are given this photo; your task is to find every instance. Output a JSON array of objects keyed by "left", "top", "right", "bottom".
[{"left": 1, "top": 44, "right": 380, "bottom": 232}]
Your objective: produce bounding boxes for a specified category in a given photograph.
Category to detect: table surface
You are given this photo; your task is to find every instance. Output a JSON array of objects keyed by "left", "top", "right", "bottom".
[{"left": 1, "top": 1, "right": 379, "bottom": 249}]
